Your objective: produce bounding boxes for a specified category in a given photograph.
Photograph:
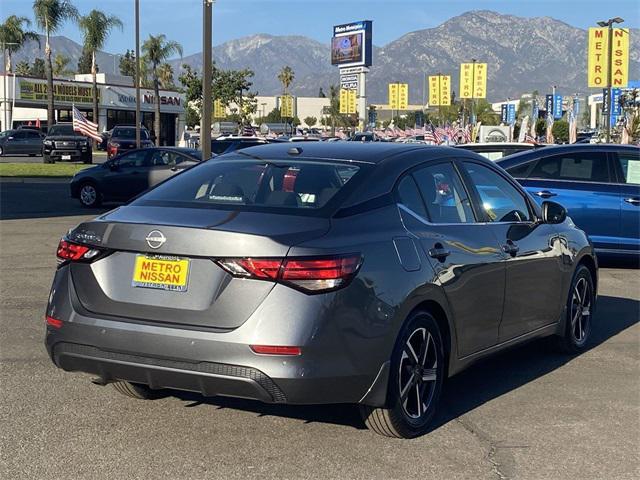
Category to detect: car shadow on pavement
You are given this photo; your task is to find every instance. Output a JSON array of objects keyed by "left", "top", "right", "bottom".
[{"left": 168, "top": 294, "right": 638, "bottom": 432}]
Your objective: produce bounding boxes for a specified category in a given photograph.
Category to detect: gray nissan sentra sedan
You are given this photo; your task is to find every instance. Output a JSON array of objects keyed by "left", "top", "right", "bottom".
[{"left": 45, "top": 142, "right": 597, "bottom": 438}]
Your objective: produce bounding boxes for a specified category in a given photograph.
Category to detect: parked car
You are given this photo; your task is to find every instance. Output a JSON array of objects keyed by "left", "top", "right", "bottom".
[
  {"left": 211, "top": 136, "right": 269, "bottom": 155},
  {"left": 0, "top": 128, "right": 44, "bottom": 156},
  {"left": 70, "top": 147, "right": 202, "bottom": 207},
  {"left": 456, "top": 142, "right": 542, "bottom": 161},
  {"left": 107, "top": 125, "right": 154, "bottom": 159},
  {"left": 497, "top": 144, "right": 640, "bottom": 259},
  {"left": 47, "top": 142, "right": 597, "bottom": 438},
  {"left": 43, "top": 123, "right": 92, "bottom": 163}
]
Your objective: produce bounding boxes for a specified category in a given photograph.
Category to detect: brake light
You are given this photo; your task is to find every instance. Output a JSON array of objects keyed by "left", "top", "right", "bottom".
[
  {"left": 46, "top": 315, "right": 63, "bottom": 329},
  {"left": 250, "top": 345, "right": 301, "bottom": 356},
  {"left": 217, "top": 254, "right": 361, "bottom": 293},
  {"left": 56, "top": 239, "right": 102, "bottom": 263}
]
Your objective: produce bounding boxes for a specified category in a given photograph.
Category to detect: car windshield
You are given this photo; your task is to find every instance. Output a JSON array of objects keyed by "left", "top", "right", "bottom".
[
  {"left": 134, "top": 158, "right": 365, "bottom": 215},
  {"left": 48, "top": 125, "right": 80, "bottom": 136},
  {"left": 113, "top": 128, "right": 150, "bottom": 140}
]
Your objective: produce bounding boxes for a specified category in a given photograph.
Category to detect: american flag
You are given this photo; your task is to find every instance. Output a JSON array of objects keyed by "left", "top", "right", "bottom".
[
  {"left": 241, "top": 124, "right": 256, "bottom": 137},
  {"left": 72, "top": 106, "right": 101, "bottom": 142}
]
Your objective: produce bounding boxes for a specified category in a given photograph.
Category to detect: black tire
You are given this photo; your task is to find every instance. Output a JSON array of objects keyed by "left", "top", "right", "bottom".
[
  {"left": 111, "top": 381, "right": 163, "bottom": 400},
  {"left": 43, "top": 155, "right": 54, "bottom": 164},
  {"left": 360, "top": 311, "right": 445, "bottom": 438},
  {"left": 555, "top": 264, "right": 595, "bottom": 354},
  {"left": 78, "top": 181, "right": 102, "bottom": 208}
]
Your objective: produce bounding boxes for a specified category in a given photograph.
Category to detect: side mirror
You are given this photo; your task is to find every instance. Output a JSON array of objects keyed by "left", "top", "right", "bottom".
[{"left": 541, "top": 201, "right": 567, "bottom": 224}]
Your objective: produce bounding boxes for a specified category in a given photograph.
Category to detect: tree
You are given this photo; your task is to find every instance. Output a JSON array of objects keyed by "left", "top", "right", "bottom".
[
  {"left": 119, "top": 49, "right": 136, "bottom": 77},
  {"left": 142, "top": 34, "right": 182, "bottom": 145},
  {"left": 475, "top": 99, "right": 499, "bottom": 125},
  {"left": 52, "top": 53, "right": 72, "bottom": 77},
  {"left": 157, "top": 63, "right": 174, "bottom": 89},
  {"left": 535, "top": 118, "right": 546, "bottom": 138},
  {"left": 552, "top": 120, "right": 569, "bottom": 143},
  {"left": 78, "top": 9, "right": 122, "bottom": 140},
  {"left": 33, "top": 0, "right": 79, "bottom": 127},
  {"left": 277, "top": 65, "right": 294, "bottom": 94},
  {"left": 304, "top": 116, "right": 317, "bottom": 127},
  {"left": 30, "top": 58, "right": 46, "bottom": 78},
  {"left": 15, "top": 60, "right": 31, "bottom": 76},
  {"left": 0, "top": 15, "right": 40, "bottom": 72},
  {"left": 77, "top": 46, "right": 92, "bottom": 74}
]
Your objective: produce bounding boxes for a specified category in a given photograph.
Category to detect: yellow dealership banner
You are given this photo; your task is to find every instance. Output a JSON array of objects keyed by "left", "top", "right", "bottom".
[
  {"left": 459, "top": 63, "right": 487, "bottom": 99},
  {"left": 339, "top": 89, "right": 357, "bottom": 114},
  {"left": 213, "top": 99, "right": 225, "bottom": 118},
  {"left": 388, "top": 83, "right": 408, "bottom": 109},
  {"left": 428, "top": 75, "right": 451, "bottom": 106},
  {"left": 280, "top": 95, "right": 294, "bottom": 117},
  {"left": 588, "top": 28, "right": 609, "bottom": 87},
  {"left": 588, "top": 28, "right": 629, "bottom": 88}
]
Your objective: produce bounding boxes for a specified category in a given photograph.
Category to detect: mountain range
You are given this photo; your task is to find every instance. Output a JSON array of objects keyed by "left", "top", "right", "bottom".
[{"left": 6, "top": 10, "right": 640, "bottom": 103}]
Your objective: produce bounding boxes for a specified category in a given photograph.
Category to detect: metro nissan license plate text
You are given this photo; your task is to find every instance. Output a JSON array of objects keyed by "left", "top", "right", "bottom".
[{"left": 132, "top": 255, "right": 190, "bottom": 292}]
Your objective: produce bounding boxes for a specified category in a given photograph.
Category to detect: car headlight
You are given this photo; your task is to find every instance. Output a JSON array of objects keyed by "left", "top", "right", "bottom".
[
  {"left": 43, "top": 140, "right": 53, "bottom": 146},
  {"left": 110, "top": 142, "right": 120, "bottom": 148}
]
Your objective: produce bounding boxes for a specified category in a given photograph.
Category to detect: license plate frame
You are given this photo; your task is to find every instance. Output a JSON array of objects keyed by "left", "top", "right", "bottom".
[{"left": 131, "top": 254, "right": 190, "bottom": 292}]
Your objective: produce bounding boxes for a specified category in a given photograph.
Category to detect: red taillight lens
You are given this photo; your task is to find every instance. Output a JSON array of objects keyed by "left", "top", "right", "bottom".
[
  {"left": 250, "top": 345, "right": 301, "bottom": 356},
  {"left": 218, "top": 254, "right": 361, "bottom": 293},
  {"left": 46, "top": 315, "right": 63, "bottom": 329},
  {"left": 56, "top": 239, "right": 102, "bottom": 263},
  {"left": 57, "top": 239, "right": 90, "bottom": 261}
]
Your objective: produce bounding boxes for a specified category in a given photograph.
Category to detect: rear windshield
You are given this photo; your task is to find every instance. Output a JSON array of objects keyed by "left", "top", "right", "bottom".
[
  {"left": 134, "top": 159, "right": 365, "bottom": 215},
  {"left": 113, "top": 128, "right": 150, "bottom": 140}
]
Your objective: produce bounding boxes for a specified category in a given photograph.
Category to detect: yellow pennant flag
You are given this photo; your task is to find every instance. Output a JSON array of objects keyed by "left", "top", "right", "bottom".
[
  {"left": 588, "top": 28, "right": 609, "bottom": 87},
  {"left": 611, "top": 28, "right": 629, "bottom": 87}
]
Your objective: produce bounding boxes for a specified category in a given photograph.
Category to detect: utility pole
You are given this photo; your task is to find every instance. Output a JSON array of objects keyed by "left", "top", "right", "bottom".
[
  {"left": 201, "top": 0, "right": 214, "bottom": 159},
  {"left": 470, "top": 58, "right": 477, "bottom": 127},
  {"left": 135, "top": 0, "right": 141, "bottom": 148}
]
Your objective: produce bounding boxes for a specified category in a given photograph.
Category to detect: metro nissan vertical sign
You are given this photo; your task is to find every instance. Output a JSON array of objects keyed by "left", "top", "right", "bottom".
[{"left": 588, "top": 27, "right": 629, "bottom": 88}]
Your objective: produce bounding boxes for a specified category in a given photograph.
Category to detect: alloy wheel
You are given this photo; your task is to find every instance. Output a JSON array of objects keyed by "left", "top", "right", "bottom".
[
  {"left": 398, "top": 327, "right": 438, "bottom": 419},
  {"left": 80, "top": 185, "right": 97, "bottom": 206},
  {"left": 570, "top": 277, "right": 592, "bottom": 346}
]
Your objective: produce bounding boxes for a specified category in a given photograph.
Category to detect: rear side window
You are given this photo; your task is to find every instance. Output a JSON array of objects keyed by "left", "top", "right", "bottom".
[
  {"left": 412, "top": 162, "right": 475, "bottom": 224},
  {"left": 616, "top": 152, "right": 640, "bottom": 185},
  {"left": 529, "top": 152, "right": 610, "bottom": 182},
  {"left": 396, "top": 176, "right": 428, "bottom": 219},
  {"left": 136, "top": 159, "right": 364, "bottom": 215},
  {"left": 117, "top": 150, "right": 148, "bottom": 168},
  {"left": 211, "top": 141, "right": 231, "bottom": 155},
  {"left": 506, "top": 159, "right": 538, "bottom": 178}
]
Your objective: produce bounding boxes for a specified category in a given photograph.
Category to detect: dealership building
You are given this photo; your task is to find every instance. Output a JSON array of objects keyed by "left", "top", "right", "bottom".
[{"left": 0, "top": 73, "right": 186, "bottom": 145}]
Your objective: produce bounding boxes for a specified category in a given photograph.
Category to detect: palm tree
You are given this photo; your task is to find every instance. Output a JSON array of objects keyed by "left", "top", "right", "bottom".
[
  {"left": 52, "top": 53, "right": 72, "bottom": 77},
  {"left": 0, "top": 15, "right": 40, "bottom": 72},
  {"left": 142, "top": 34, "right": 182, "bottom": 145},
  {"left": 78, "top": 10, "right": 122, "bottom": 132},
  {"left": 277, "top": 65, "right": 294, "bottom": 94},
  {"left": 157, "top": 63, "right": 174, "bottom": 89},
  {"left": 15, "top": 61, "right": 31, "bottom": 76},
  {"left": 33, "top": 0, "right": 78, "bottom": 127}
]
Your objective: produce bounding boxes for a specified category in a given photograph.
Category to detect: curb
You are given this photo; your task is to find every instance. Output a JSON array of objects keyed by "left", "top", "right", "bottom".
[{"left": 1, "top": 177, "right": 71, "bottom": 184}]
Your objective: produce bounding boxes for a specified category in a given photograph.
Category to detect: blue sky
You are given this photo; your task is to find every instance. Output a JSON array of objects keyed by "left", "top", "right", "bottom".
[{"left": 3, "top": 0, "right": 639, "bottom": 56}]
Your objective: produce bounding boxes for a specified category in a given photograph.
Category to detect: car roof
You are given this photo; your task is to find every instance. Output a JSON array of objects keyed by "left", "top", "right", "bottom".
[
  {"left": 458, "top": 142, "right": 536, "bottom": 147},
  {"left": 497, "top": 143, "right": 640, "bottom": 167}
]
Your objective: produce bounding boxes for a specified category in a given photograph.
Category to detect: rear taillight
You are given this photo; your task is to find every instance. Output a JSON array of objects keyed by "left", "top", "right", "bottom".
[
  {"left": 56, "top": 239, "right": 102, "bottom": 263},
  {"left": 250, "top": 345, "right": 301, "bottom": 356},
  {"left": 46, "top": 315, "right": 63, "bottom": 329},
  {"left": 217, "top": 254, "right": 362, "bottom": 293}
]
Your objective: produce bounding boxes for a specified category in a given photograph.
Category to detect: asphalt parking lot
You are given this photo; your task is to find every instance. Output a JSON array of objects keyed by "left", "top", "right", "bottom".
[{"left": 0, "top": 179, "right": 638, "bottom": 480}]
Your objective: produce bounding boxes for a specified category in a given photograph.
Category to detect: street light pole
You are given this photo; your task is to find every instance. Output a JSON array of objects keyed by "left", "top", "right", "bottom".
[
  {"left": 201, "top": 0, "right": 213, "bottom": 159},
  {"left": 597, "top": 17, "right": 624, "bottom": 143},
  {"left": 135, "top": 0, "right": 141, "bottom": 148},
  {"left": 470, "top": 58, "right": 477, "bottom": 127}
]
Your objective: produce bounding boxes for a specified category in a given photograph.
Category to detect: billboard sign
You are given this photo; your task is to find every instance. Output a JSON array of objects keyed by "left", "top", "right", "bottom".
[
  {"left": 553, "top": 94, "right": 563, "bottom": 119},
  {"left": 331, "top": 20, "right": 373, "bottom": 67},
  {"left": 340, "top": 73, "right": 358, "bottom": 90},
  {"left": 19, "top": 79, "right": 98, "bottom": 104}
]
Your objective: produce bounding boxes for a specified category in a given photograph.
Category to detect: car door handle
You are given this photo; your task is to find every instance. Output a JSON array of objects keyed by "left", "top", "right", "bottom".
[
  {"left": 534, "top": 190, "right": 557, "bottom": 198},
  {"left": 624, "top": 197, "right": 640, "bottom": 205},
  {"left": 502, "top": 241, "right": 519, "bottom": 256},
  {"left": 428, "top": 244, "right": 451, "bottom": 262}
]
